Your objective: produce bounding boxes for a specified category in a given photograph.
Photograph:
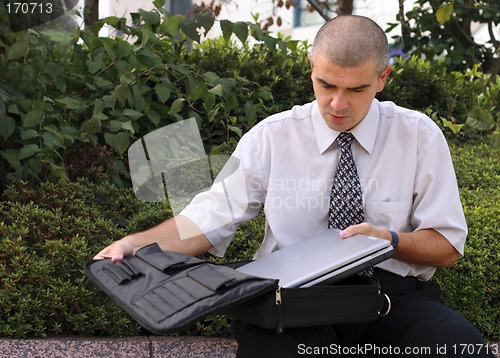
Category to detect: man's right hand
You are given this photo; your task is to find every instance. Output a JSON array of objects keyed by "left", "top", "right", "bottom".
[{"left": 93, "top": 237, "right": 136, "bottom": 263}]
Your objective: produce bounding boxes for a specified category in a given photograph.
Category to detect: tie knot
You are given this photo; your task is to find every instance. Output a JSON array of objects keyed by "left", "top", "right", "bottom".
[{"left": 336, "top": 132, "right": 355, "bottom": 149}]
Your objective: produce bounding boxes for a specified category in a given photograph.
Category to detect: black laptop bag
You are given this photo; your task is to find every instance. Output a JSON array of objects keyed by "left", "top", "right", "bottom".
[{"left": 85, "top": 243, "right": 389, "bottom": 335}]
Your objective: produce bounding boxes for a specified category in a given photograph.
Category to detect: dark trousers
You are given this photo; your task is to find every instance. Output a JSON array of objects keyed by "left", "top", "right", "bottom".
[{"left": 231, "top": 269, "right": 493, "bottom": 358}]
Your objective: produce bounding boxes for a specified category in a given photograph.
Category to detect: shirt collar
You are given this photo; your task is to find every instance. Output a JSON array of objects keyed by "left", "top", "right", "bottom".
[{"left": 311, "top": 99, "right": 380, "bottom": 155}]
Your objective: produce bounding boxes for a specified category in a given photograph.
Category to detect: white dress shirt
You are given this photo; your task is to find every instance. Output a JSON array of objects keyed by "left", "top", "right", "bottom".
[{"left": 180, "top": 99, "right": 467, "bottom": 280}]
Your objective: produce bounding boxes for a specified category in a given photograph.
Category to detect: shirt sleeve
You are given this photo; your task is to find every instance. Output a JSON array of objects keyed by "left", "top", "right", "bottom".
[
  {"left": 410, "top": 122, "right": 468, "bottom": 256},
  {"left": 179, "top": 131, "right": 266, "bottom": 257}
]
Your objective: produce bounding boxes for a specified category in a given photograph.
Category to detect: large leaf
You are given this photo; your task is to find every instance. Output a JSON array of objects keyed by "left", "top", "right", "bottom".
[
  {"left": 220, "top": 20, "right": 233, "bottom": 43},
  {"left": 23, "top": 109, "right": 43, "bottom": 128},
  {"left": 155, "top": 84, "right": 171, "bottom": 104},
  {"left": 7, "top": 42, "right": 27, "bottom": 60},
  {"left": 18, "top": 144, "right": 40, "bottom": 160},
  {"left": 197, "top": 13, "right": 215, "bottom": 35},
  {"left": 180, "top": 19, "right": 200, "bottom": 43},
  {"left": 0, "top": 117, "right": 16, "bottom": 141},
  {"left": 466, "top": 108, "right": 496, "bottom": 131},
  {"left": 436, "top": 3, "right": 454, "bottom": 25},
  {"left": 233, "top": 22, "right": 249, "bottom": 44}
]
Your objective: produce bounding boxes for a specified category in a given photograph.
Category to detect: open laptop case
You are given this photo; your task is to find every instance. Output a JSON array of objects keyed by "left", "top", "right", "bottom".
[{"left": 236, "top": 228, "right": 394, "bottom": 288}]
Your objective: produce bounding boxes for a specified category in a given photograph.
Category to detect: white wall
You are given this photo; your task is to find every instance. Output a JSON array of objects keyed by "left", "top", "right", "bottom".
[{"left": 199, "top": 0, "right": 414, "bottom": 45}]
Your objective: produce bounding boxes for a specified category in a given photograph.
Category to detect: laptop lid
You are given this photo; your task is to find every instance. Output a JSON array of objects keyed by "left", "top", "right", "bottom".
[{"left": 236, "top": 228, "right": 393, "bottom": 288}]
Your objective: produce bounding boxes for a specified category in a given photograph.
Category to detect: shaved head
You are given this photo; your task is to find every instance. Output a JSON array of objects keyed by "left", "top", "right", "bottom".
[{"left": 310, "top": 15, "right": 389, "bottom": 74}]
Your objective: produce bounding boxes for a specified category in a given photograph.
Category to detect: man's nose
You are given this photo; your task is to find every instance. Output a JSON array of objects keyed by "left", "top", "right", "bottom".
[{"left": 330, "top": 93, "right": 348, "bottom": 111}]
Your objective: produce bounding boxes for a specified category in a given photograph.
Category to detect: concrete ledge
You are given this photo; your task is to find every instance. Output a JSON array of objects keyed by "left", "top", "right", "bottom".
[
  {"left": 0, "top": 336, "right": 498, "bottom": 358},
  {"left": 0, "top": 336, "right": 238, "bottom": 358}
]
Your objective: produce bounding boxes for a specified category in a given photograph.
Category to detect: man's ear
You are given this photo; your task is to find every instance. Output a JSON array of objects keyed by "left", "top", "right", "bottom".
[
  {"left": 380, "top": 65, "right": 392, "bottom": 83},
  {"left": 307, "top": 53, "right": 314, "bottom": 70},
  {"left": 377, "top": 65, "right": 392, "bottom": 92}
]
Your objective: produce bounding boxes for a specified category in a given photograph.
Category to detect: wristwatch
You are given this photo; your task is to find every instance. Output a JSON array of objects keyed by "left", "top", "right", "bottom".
[{"left": 389, "top": 231, "right": 399, "bottom": 249}]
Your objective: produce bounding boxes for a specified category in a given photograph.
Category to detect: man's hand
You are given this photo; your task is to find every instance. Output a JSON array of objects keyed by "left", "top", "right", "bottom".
[
  {"left": 93, "top": 237, "right": 135, "bottom": 263},
  {"left": 339, "top": 223, "right": 392, "bottom": 242},
  {"left": 93, "top": 216, "right": 213, "bottom": 263},
  {"left": 339, "top": 223, "right": 461, "bottom": 268}
]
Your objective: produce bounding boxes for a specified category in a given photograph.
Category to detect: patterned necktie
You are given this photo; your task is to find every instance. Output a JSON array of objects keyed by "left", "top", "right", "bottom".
[
  {"left": 328, "top": 132, "right": 364, "bottom": 230},
  {"left": 328, "top": 132, "right": 374, "bottom": 277}
]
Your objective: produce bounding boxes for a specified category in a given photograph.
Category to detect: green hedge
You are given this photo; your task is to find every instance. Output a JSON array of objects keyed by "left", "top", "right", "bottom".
[
  {"left": 433, "top": 133, "right": 500, "bottom": 340},
  {"left": 0, "top": 136, "right": 498, "bottom": 339},
  {"left": 1, "top": 6, "right": 498, "bottom": 190}
]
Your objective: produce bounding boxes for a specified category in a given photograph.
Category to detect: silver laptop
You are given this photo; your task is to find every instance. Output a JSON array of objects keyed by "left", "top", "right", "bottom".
[{"left": 236, "top": 228, "right": 393, "bottom": 288}]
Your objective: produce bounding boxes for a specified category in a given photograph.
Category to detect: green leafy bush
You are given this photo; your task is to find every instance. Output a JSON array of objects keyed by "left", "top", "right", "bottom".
[
  {"left": 0, "top": 178, "right": 264, "bottom": 337},
  {"left": 1, "top": 4, "right": 498, "bottom": 190},
  {"left": 0, "top": 180, "right": 142, "bottom": 337},
  {"left": 433, "top": 133, "right": 500, "bottom": 340},
  {"left": 0, "top": 6, "right": 305, "bottom": 189}
]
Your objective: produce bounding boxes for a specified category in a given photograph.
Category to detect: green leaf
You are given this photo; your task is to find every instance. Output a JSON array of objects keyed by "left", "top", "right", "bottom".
[
  {"left": 81, "top": 117, "right": 102, "bottom": 134},
  {"left": 169, "top": 98, "right": 185, "bottom": 114},
  {"left": 24, "top": 109, "right": 43, "bottom": 128},
  {"left": 441, "top": 117, "right": 464, "bottom": 135},
  {"left": 56, "top": 97, "right": 86, "bottom": 111},
  {"left": 86, "top": 59, "right": 103, "bottom": 74},
  {"left": 54, "top": 77, "right": 67, "bottom": 93},
  {"left": 0, "top": 149, "right": 20, "bottom": 170},
  {"left": 180, "top": 20, "right": 200, "bottom": 43},
  {"left": 120, "top": 121, "right": 135, "bottom": 134},
  {"left": 123, "top": 109, "right": 144, "bottom": 120},
  {"left": 39, "top": 29, "right": 72, "bottom": 44},
  {"left": 21, "top": 129, "right": 39, "bottom": 141},
  {"left": 140, "top": 9, "right": 161, "bottom": 28},
  {"left": 153, "top": 0, "right": 165, "bottom": 8},
  {"left": 197, "top": 13, "right": 215, "bottom": 35},
  {"left": 114, "top": 84, "right": 128, "bottom": 107},
  {"left": 228, "top": 125, "right": 243, "bottom": 137},
  {"left": 48, "top": 162, "right": 68, "bottom": 180},
  {"left": 18, "top": 144, "right": 40, "bottom": 160},
  {"left": 115, "top": 40, "right": 132, "bottom": 58},
  {"left": 105, "top": 132, "right": 129, "bottom": 155},
  {"left": 120, "top": 74, "right": 135, "bottom": 86},
  {"left": 160, "top": 15, "right": 184, "bottom": 37},
  {"left": 147, "top": 110, "right": 161, "bottom": 126},
  {"left": 233, "top": 22, "right": 249, "bottom": 44},
  {"left": 7, "top": 42, "right": 28, "bottom": 60},
  {"left": 42, "top": 131, "right": 63, "bottom": 149},
  {"left": 155, "top": 84, "right": 171, "bottom": 104},
  {"left": 220, "top": 20, "right": 233, "bottom": 43},
  {"left": 466, "top": 108, "right": 496, "bottom": 131},
  {"left": 101, "top": 38, "right": 116, "bottom": 60},
  {"left": 0, "top": 117, "right": 16, "bottom": 141},
  {"left": 208, "top": 84, "right": 224, "bottom": 97},
  {"left": 191, "top": 83, "right": 208, "bottom": 101},
  {"left": 203, "top": 93, "right": 216, "bottom": 113},
  {"left": 436, "top": 3, "right": 454, "bottom": 25}
]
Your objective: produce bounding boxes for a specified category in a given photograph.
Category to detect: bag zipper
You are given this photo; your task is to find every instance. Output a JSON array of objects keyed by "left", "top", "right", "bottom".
[{"left": 275, "top": 286, "right": 284, "bottom": 334}]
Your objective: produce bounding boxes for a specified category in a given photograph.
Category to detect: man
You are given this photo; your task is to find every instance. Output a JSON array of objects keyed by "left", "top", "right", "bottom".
[{"left": 95, "top": 15, "right": 493, "bottom": 357}]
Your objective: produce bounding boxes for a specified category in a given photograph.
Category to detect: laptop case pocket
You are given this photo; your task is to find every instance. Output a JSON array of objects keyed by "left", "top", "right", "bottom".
[{"left": 221, "top": 275, "right": 388, "bottom": 333}]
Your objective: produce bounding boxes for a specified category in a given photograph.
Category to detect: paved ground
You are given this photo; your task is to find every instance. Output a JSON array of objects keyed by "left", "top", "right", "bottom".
[
  {"left": 0, "top": 336, "right": 498, "bottom": 357},
  {"left": 0, "top": 336, "right": 238, "bottom": 358}
]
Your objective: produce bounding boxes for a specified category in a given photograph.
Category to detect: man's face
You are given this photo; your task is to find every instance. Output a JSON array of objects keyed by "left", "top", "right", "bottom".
[{"left": 309, "top": 52, "right": 391, "bottom": 132}]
